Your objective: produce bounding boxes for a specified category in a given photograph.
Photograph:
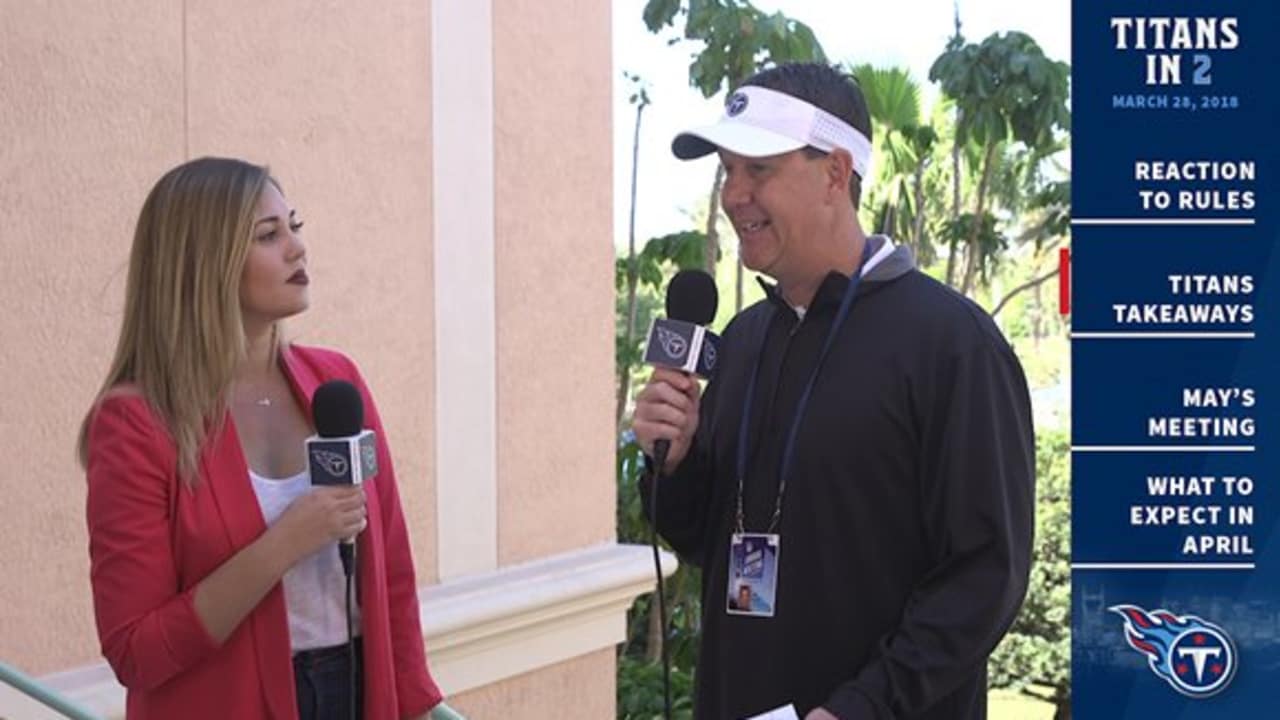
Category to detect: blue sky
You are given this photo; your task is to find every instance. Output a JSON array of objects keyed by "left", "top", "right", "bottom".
[{"left": 610, "top": 0, "right": 1072, "bottom": 249}]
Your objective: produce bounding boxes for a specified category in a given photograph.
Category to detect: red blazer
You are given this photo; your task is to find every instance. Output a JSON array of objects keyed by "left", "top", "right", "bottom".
[{"left": 85, "top": 344, "right": 443, "bottom": 719}]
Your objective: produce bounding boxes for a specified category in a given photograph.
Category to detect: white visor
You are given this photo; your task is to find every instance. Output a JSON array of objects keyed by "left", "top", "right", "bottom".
[{"left": 672, "top": 85, "right": 873, "bottom": 178}]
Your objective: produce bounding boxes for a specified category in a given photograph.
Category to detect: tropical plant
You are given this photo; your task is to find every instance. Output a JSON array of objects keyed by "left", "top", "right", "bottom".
[
  {"left": 846, "top": 63, "right": 938, "bottom": 257},
  {"left": 642, "top": 0, "right": 826, "bottom": 309},
  {"left": 929, "top": 30, "right": 1070, "bottom": 294},
  {"left": 989, "top": 427, "right": 1071, "bottom": 720},
  {"left": 617, "top": 72, "right": 653, "bottom": 427}
]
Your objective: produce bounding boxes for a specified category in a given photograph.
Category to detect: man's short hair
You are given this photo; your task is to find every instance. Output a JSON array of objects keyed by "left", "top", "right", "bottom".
[{"left": 740, "top": 63, "right": 873, "bottom": 208}]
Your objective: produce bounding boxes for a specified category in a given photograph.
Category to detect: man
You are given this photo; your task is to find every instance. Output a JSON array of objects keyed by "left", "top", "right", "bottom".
[{"left": 632, "top": 63, "right": 1035, "bottom": 719}]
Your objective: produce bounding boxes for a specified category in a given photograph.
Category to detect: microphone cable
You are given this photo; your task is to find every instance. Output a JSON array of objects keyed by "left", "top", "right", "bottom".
[
  {"left": 342, "top": 546, "right": 357, "bottom": 720},
  {"left": 649, "top": 440, "right": 673, "bottom": 720}
]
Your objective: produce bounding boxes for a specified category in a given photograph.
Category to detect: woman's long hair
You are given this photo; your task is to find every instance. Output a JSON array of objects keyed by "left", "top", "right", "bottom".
[{"left": 78, "top": 157, "right": 272, "bottom": 482}]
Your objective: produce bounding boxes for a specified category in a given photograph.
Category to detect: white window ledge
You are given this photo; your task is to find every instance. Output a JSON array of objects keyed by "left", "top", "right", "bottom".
[{"left": 34, "top": 543, "right": 677, "bottom": 717}]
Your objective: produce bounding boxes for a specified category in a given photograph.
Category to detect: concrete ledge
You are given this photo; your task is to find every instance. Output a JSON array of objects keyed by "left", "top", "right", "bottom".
[
  {"left": 422, "top": 542, "right": 676, "bottom": 694},
  {"left": 33, "top": 543, "right": 676, "bottom": 717}
]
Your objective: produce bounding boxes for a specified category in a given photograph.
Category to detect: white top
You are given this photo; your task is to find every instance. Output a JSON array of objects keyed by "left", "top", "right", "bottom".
[{"left": 249, "top": 467, "right": 361, "bottom": 651}]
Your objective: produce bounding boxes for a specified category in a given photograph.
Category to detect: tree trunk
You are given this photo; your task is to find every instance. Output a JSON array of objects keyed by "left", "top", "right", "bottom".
[
  {"left": 951, "top": 117, "right": 963, "bottom": 221},
  {"left": 945, "top": 233, "right": 960, "bottom": 288},
  {"left": 1032, "top": 281, "right": 1043, "bottom": 348},
  {"left": 946, "top": 108, "right": 963, "bottom": 287},
  {"left": 910, "top": 161, "right": 927, "bottom": 255},
  {"left": 991, "top": 267, "right": 1058, "bottom": 317},
  {"left": 644, "top": 590, "right": 663, "bottom": 662},
  {"left": 1053, "top": 698, "right": 1071, "bottom": 720},
  {"left": 615, "top": 99, "right": 647, "bottom": 427},
  {"left": 882, "top": 196, "right": 896, "bottom": 237},
  {"left": 960, "top": 240, "right": 977, "bottom": 295},
  {"left": 705, "top": 164, "right": 724, "bottom": 273},
  {"left": 960, "top": 142, "right": 998, "bottom": 296}
]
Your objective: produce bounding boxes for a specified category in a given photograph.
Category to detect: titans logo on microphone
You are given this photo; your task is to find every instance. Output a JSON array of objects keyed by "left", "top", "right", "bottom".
[
  {"left": 1110, "top": 604, "right": 1237, "bottom": 698},
  {"left": 656, "top": 326, "right": 689, "bottom": 360},
  {"left": 311, "top": 449, "right": 349, "bottom": 478},
  {"left": 701, "top": 341, "right": 717, "bottom": 372}
]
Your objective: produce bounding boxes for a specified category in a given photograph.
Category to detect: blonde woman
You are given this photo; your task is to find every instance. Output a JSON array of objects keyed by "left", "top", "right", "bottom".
[{"left": 79, "top": 157, "right": 442, "bottom": 719}]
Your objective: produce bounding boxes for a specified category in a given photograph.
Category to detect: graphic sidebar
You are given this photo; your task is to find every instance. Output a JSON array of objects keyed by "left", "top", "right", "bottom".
[{"left": 1070, "top": 2, "right": 1280, "bottom": 717}]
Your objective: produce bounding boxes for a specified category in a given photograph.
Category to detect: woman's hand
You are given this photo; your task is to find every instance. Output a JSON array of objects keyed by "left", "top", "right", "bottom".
[{"left": 274, "top": 485, "right": 367, "bottom": 561}]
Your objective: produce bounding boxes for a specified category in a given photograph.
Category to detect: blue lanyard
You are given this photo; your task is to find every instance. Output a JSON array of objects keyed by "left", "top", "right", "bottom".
[{"left": 734, "top": 242, "right": 871, "bottom": 534}]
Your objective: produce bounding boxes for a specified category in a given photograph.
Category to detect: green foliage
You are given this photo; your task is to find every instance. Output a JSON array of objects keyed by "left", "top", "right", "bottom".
[
  {"left": 614, "top": 228, "right": 711, "bottom": 718},
  {"left": 850, "top": 63, "right": 922, "bottom": 131},
  {"left": 623, "top": 10, "right": 1073, "bottom": 718},
  {"left": 845, "top": 63, "right": 943, "bottom": 255},
  {"left": 617, "top": 654, "right": 695, "bottom": 720},
  {"left": 940, "top": 212, "right": 1007, "bottom": 285},
  {"left": 616, "top": 437, "right": 652, "bottom": 545},
  {"left": 1027, "top": 180, "right": 1071, "bottom": 244},
  {"left": 616, "top": 423, "right": 703, "bottom": 718},
  {"left": 929, "top": 31, "right": 1070, "bottom": 151},
  {"left": 624, "top": 71, "right": 653, "bottom": 108},
  {"left": 638, "top": 232, "right": 709, "bottom": 289},
  {"left": 642, "top": 0, "right": 826, "bottom": 97},
  {"left": 989, "top": 427, "right": 1071, "bottom": 705},
  {"left": 616, "top": 231, "right": 709, "bottom": 394}
]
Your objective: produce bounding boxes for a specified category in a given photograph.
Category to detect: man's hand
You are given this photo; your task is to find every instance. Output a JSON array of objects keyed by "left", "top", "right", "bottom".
[
  {"left": 631, "top": 367, "right": 700, "bottom": 474},
  {"left": 805, "top": 708, "right": 839, "bottom": 720}
]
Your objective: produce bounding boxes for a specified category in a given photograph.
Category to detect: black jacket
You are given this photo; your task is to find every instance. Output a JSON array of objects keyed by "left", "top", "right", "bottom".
[{"left": 642, "top": 237, "right": 1036, "bottom": 719}]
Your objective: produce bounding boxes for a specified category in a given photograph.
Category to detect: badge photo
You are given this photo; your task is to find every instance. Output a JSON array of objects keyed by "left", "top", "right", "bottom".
[{"left": 727, "top": 533, "right": 781, "bottom": 617}]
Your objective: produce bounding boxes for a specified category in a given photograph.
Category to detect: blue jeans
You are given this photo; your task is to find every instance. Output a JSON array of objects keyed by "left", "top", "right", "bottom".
[{"left": 292, "top": 637, "right": 364, "bottom": 720}]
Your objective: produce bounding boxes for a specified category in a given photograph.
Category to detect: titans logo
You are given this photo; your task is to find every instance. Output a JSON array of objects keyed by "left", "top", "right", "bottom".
[
  {"left": 311, "top": 449, "right": 350, "bottom": 478},
  {"left": 1110, "top": 604, "right": 1237, "bottom": 698},
  {"left": 656, "top": 326, "right": 688, "bottom": 360}
]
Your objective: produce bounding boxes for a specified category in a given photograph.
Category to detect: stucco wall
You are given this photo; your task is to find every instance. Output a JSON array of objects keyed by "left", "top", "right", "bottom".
[
  {"left": 1, "top": 1, "right": 619, "bottom": 713},
  {"left": 0, "top": 0, "right": 441, "bottom": 673},
  {"left": 494, "top": 0, "right": 616, "bottom": 566},
  {"left": 1, "top": 0, "right": 188, "bottom": 674},
  {"left": 449, "top": 649, "right": 615, "bottom": 719}
]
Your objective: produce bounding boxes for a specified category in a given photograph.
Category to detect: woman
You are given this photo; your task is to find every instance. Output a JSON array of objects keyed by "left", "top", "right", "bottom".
[{"left": 79, "top": 157, "right": 443, "bottom": 719}]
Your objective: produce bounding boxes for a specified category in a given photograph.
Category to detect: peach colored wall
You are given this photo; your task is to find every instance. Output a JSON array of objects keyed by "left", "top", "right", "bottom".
[
  {"left": 0, "top": 0, "right": 437, "bottom": 673},
  {"left": 0, "top": 0, "right": 186, "bottom": 675},
  {"left": 494, "top": 0, "right": 616, "bottom": 565},
  {"left": 2, "top": 1, "right": 622, "bottom": 711},
  {"left": 181, "top": 1, "right": 438, "bottom": 587},
  {"left": 448, "top": 649, "right": 615, "bottom": 719}
]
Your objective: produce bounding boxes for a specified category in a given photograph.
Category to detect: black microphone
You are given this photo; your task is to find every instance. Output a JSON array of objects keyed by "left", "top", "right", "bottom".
[
  {"left": 641, "top": 269, "right": 718, "bottom": 720},
  {"left": 643, "top": 269, "right": 720, "bottom": 473},
  {"left": 307, "top": 380, "right": 378, "bottom": 577}
]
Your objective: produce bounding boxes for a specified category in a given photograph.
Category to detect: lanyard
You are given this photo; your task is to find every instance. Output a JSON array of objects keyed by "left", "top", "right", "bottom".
[{"left": 734, "top": 242, "right": 871, "bottom": 534}]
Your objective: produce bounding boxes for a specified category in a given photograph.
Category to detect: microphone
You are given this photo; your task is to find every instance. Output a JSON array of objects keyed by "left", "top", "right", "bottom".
[
  {"left": 643, "top": 269, "right": 720, "bottom": 380},
  {"left": 306, "top": 380, "right": 378, "bottom": 577},
  {"left": 641, "top": 269, "right": 718, "bottom": 720},
  {"left": 643, "top": 269, "right": 719, "bottom": 473}
]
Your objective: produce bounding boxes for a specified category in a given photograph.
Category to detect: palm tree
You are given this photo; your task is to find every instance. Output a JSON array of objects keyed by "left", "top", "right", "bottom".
[
  {"left": 847, "top": 63, "right": 938, "bottom": 258},
  {"left": 929, "top": 31, "right": 1070, "bottom": 295}
]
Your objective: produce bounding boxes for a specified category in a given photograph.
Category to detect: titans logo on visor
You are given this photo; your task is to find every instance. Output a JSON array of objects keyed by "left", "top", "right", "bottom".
[
  {"left": 726, "top": 91, "right": 749, "bottom": 117},
  {"left": 1110, "top": 604, "right": 1237, "bottom": 698}
]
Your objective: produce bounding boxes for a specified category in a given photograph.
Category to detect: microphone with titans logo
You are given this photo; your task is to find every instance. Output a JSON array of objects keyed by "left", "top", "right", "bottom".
[
  {"left": 643, "top": 268, "right": 720, "bottom": 381},
  {"left": 640, "top": 268, "right": 719, "bottom": 720},
  {"left": 306, "top": 379, "right": 377, "bottom": 577}
]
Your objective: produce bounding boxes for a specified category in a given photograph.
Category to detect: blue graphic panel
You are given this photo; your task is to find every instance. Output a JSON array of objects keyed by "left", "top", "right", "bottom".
[{"left": 1071, "top": 2, "right": 1280, "bottom": 717}]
